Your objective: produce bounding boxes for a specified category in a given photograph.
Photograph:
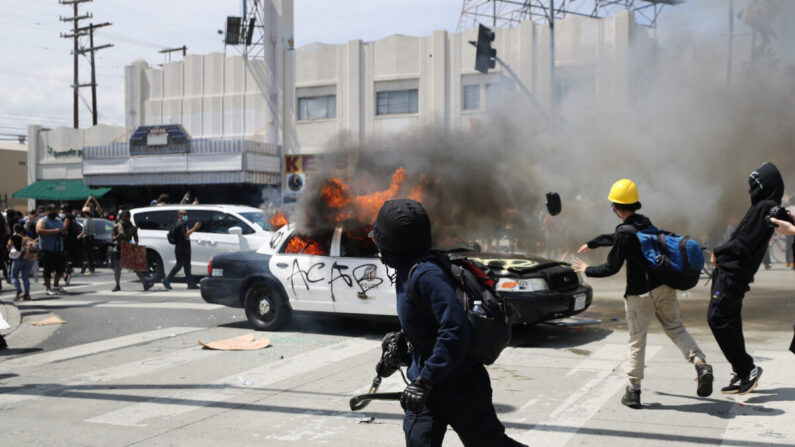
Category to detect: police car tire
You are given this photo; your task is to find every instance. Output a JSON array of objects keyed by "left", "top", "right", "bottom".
[{"left": 244, "top": 281, "right": 292, "bottom": 331}]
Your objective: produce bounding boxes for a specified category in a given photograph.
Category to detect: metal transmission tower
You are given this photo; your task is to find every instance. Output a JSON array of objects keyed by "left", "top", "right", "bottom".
[{"left": 457, "top": 0, "right": 682, "bottom": 32}]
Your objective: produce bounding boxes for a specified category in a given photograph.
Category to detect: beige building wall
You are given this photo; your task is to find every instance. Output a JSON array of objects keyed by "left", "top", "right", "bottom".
[
  {"left": 293, "top": 11, "right": 649, "bottom": 154},
  {"left": 0, "top": 143, "right": 29, "bottom": 211}
]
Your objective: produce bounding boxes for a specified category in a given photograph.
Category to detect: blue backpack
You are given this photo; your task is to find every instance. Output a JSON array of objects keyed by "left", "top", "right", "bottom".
[{"left": 619, "top": 225, "right": 705, "bottom": 290}]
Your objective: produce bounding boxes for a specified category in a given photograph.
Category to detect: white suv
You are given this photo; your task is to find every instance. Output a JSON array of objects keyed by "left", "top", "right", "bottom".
[{"left": 130, "top": 205, "right": 274, "bottom": 280}]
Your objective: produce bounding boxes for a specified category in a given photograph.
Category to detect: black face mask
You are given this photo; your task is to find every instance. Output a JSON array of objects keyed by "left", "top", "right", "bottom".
[{"left": 47, "top": 213, "right": 57, "bottom": 219}]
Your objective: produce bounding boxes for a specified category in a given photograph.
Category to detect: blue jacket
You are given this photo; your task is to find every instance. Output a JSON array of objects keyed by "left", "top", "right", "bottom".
[{"left": 383, "top": 250, "right": 474, "bottom": 385}]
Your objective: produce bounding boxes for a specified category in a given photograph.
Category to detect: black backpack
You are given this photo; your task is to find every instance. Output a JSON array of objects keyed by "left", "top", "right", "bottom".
[
  {"left": 408, "top": 253, "right": 512, "bottom": 365},
  {"left": 167, "top": 224, "right": 177, "bottom": 245}
]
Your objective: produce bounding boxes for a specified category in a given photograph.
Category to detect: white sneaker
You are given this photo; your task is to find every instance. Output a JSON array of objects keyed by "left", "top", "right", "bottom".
[
  {"left": 46, "top": 288, "right": 58, "bottom": 296},
  {"left": 57, "top": 286, "right": 66, "bottom": 293}
]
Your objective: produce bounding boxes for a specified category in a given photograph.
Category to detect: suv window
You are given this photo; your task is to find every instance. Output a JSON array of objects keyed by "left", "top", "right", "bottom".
[
  {"left": 340, "top": 229, "right": 378, "bottom": 258},
  {"left": 281, "top": 232, "right": 333, "bottom": 256},
  {"left": 134, "top": 210, "right": 177, "bottom": 230},
  {"left": 201, "top": 211, "right": 254, "bottom": 235}
]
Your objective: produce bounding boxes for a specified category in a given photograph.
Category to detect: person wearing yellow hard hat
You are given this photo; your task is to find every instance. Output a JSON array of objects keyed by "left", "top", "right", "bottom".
[{"left": 572, "top": 179, "right": 713, "bottom": 409}]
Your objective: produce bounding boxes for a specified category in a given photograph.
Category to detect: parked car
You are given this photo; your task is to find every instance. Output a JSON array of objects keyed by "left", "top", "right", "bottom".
[
  {"left": 200, "top": 223, "right": 593, "bottom": 331},
  {"left": 130, "top": 205, "right": 275, "bottom": 280},
  {"left": 76, "top": 217, "right": 115, "bottom": 267}
]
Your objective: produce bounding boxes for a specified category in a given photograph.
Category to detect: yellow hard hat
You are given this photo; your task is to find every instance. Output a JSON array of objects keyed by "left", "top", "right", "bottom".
[{"left": 608, "top": 179, "right": 639, "bottom": 205}]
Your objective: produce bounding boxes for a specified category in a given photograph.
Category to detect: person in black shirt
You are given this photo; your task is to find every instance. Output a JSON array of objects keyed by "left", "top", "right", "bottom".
[
  {"left": 111, "top": 210, "right": 152, "bottom": 292},
  {"left": 709, "top": 162, "right": 784, "bottom": 394},
  {"left": 163, "top": 209, "right": 201, "bottom": 290},
  {"left": 573, "top": 179, "right": 712, "bottom": 409}
]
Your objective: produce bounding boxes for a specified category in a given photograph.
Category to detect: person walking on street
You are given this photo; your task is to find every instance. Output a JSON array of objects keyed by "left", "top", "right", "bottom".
[
  {"left": 572, "top": 179, "right": 713, "bottom": 409},
  {"left": 708, "top": 162, "right": 784, "bottom": 395},
  {"left": 0, "top": 209, "right": 9, "bottom": 287},
  {"left": 163, "top": 209, "right": 201, "bottom": 290},
  {"left": 60, "top": 204, "right": 78, "bottom": 285},
  {"left": 36, "top": 204, "right": 66, "bottom": 296},
  {"left": 370, "top": 199, "right": 526, "bottom": 447},
  {"left": 7, "top": 223, "right": 35, "bottom": 301},
  {"left": 78, "top": 200, "right": 101, "bottom": 274},
  {"left": 111, "top": 210, "right": 152, "bottom": 292}
]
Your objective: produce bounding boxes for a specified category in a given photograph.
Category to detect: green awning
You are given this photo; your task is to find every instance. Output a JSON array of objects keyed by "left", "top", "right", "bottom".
[{"left": 13, "top": 179, "right": 111, "bottom": 201}]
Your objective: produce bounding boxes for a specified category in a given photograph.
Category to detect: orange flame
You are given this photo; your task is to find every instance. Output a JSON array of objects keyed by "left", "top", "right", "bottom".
[
  {"left": 269, "top": 210, "right": 288, "bottom": 229},
  {"left": 318, "top": 167, "right": 429, "bottom": 228},
  {"left": 285, "top": 235, "right": 328, "bottom": 256}
]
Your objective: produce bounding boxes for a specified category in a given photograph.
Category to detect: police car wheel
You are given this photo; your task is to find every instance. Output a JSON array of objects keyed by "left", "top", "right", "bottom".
[{"left": 244, "top": 281, "right": 291, "bottom": 331}]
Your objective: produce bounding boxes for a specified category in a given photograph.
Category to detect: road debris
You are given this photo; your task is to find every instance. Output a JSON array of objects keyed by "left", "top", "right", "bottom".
[
  {"left": 198, "top": 333, "right": 271, "bottom": 350},
  {"left": 31, "top": 316, "right": 67, "bottom": 326}
]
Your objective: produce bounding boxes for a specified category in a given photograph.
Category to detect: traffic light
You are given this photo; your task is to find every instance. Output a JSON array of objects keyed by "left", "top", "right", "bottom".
[{"left": 472, "top": 24, "right": 496, "bottom": 74}]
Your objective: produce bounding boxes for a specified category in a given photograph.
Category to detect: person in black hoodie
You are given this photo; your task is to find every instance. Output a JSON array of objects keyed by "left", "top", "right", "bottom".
[
  {"left": 573, "top": 179, "right": 713, "bottom": 409},
  {"left": 370, "top": 199, "right": 525, "bottom": 447},
  {"left": 709, "top": 162, "right": 784, "bottom": 394}
]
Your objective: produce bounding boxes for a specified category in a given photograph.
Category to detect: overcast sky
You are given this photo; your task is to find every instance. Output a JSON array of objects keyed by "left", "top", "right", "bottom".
[{"left": 0, "top": 0, "right": 750, "bottom": 139}]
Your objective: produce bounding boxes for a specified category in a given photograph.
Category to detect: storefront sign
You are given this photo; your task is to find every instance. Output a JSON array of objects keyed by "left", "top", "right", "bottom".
[
  {"left": 130, "top": 125, "right": 189, "bottom": 155},
  {"left": 47, "top": 145, "right": 83, "bottom": 159}
]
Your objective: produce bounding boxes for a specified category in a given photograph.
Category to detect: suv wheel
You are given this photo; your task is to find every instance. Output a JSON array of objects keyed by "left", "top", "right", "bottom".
[
  {"left": 145, "top": 250, "right": 165, "bottom": 282},
  {"left": 244, "top": 281, "right": 292, "bottom": 331}
]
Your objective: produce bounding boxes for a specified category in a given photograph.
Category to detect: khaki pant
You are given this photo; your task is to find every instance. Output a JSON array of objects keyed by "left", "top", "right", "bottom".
[{"left": 624, "top": 285, "right": 705, "bottom": 385}]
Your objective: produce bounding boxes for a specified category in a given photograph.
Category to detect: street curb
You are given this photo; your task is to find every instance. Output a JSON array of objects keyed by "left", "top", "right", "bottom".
[{"left": 0, "top": 299, "right": 22, "bottom": 336}]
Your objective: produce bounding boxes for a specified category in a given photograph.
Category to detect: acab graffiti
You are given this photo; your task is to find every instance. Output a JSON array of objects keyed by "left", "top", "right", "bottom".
[{"left": 287, "top": 259, "right": 395, "bottom": 300}]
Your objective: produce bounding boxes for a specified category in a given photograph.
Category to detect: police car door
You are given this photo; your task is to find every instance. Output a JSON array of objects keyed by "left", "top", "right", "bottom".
[
  {"left": 269, "top": 228, "right": 334, "bottom": 312},
  {"left": 329, "top": 226, "right": 397, "bottom": 316}
]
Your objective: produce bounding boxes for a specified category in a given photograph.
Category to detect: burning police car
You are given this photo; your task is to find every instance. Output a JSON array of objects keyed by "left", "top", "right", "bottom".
[{"left": 200, "top": 223, "right": 593, "bottom": 331}]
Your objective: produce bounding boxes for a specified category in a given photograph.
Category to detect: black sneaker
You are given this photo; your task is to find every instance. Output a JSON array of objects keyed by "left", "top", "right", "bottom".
[
  {"left": 621, "top": 386, "right": 641, "bottom": 409},
  {"left": 143, "top": 281, "right": 153, "bottom": 292},
  {"left": 720, "top": 373, "right": 741, "bottom": 394},
  {"left": 738, "top": 366, "right": 762, "bottom": 395},
  {"left": 696, "top": 363, "right": 714, "bottom": 397},
  {"left": 162, "top": 279, "right": 172, "bottom": 290},
  {"left": 112, "top": 285, "right": 121, "bottom": 292},
  {"left": 0, "top": 335, "right": 7, "bottom": 350}
]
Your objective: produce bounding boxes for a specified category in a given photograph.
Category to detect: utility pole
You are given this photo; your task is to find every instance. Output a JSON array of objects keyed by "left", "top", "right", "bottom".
[
  {"left": 158, "top": 46, "right": 188, "bottom": 63},
  {"left": 77, "top": 22, "right": 113, "bottom": 126},
  {"left": 727, "top": 0, "right": 734, "bottom": 84},
  {"left": 60, "top": 0, "right": 93, "bottom": 129},
  {"left": 549, "top": 0, "right": 556, "bottom": 105}
]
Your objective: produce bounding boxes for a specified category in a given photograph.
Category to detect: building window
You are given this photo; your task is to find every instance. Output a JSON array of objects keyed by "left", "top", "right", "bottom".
[
  {"left": 298, "top": 95, "right": 336, "bottom": 120},
  {"left": 485, "top": 83, "right": 498, "bottom": 109},
  {"left": 462, "top": 85, "right": 480, "bottom": 110},
  {"left": 376, "top": 89, "right": 418, "bottom": 115}
]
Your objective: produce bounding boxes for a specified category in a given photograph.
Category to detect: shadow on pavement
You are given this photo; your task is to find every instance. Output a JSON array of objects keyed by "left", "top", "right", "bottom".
[
  {"left": 743, "top": 387, "right": 795, "bottom": 405},
  {"left": 0, "top": 348, "right": 43, "bottom": 356},
  {"left": 649, "top": 391, "right": 786, "bottom": 418},
  {"left": 0, "top": 383, "right": 786, "bottom": 446}
]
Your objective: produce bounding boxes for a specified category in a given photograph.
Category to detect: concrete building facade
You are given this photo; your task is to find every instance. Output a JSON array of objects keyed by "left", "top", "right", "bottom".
[{"left": 24, "top": 2, "right": 652, "bottom": 206}]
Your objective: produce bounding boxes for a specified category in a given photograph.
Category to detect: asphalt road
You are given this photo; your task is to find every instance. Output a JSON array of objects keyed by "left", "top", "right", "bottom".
[{"left": 0, "top": 266, "right": 793, "bottom": 446}]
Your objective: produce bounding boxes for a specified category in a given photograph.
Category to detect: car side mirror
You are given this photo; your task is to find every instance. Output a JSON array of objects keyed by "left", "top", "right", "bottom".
[
  {"left": 228, "top": 226, "right": 243, "bottom": 236},
  {"left": 546, "top": 192, "right": 562, "bottom": 216}
]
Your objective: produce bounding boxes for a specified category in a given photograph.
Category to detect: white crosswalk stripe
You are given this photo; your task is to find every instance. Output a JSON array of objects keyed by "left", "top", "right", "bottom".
[
  {"left": 0, "top": 327, "right": 203, "bottom": 372},
  {"left": 2, "top": 322, "right": 791, "bottom": 446},
  {"left": 16, "top": 299, "right": 223, "bottom": 311},
  {"left": 0, "top": 345, "right": 226, "bottom": 406},
  {"left": 510, "top": 343, "right": 662, "bottom": 446},
  {"left": 85, "top": 336, "right": 378, "bottom": 427}
]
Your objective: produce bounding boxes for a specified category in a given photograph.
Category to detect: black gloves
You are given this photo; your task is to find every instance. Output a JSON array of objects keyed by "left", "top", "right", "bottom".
[
  {"left": 376, "top": 331, "right": 412, "bottom": 378},
  {"left": 400, "top": 377, "right": 432, "bottom": 412}
]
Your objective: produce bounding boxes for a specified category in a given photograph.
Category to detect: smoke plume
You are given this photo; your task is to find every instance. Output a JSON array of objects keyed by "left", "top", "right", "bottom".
[{"left": 294, "top": 2, "right": 795, "bottom": 256}]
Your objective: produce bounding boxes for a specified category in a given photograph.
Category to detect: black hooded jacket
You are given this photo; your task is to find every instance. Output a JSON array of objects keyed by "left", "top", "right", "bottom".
[
  {"left": 584, "top": 213, "right": 662, "bottom": 297},
  {"left": 713, "top": 162, "right": 784, "bottom": 285}
]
